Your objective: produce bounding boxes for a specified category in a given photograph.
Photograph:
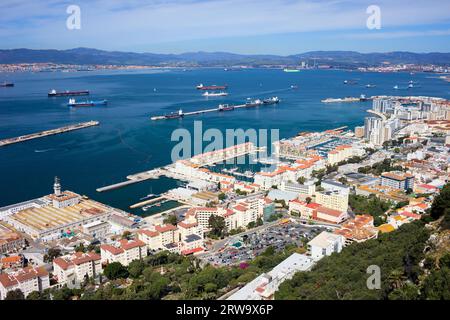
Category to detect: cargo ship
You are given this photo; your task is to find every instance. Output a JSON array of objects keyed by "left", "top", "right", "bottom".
[
  {"left": 48, "top": 89, "right": 89, "bottom": 97},
  {"left": 202, "top": 91, "right": 228, "bottom": 97},
  {"left": 0, "top": 82, "right": 14, "bottom": 87},
  {"left": 262, "top": 97, "right": 280, "bottom": 105},
  {"left": 196, "top": 84, "right": 228, "bottom": 90},
  {"left": 218, "top": 104, "right": 235, "bottom": 111},
  {"left": 245, "top": 99, "right": 264, "bottom": 107},
  {"left": 67, "top": 98, "right": 108, "bottom": 107},
  {"left": 164, "top": 109, "right": 184, "bottom": 119}
]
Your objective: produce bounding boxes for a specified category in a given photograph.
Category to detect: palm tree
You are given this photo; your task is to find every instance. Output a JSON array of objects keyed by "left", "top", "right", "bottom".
[{"left": 388, "top": 269, "right": 406, "bottom": 290}]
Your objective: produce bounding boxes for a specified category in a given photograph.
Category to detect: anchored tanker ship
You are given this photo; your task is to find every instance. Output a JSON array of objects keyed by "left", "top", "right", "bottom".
[
  {"left": 0, "top": 81, "right": 14, "bottom": 87},
  {"left": 67, "top": 98, "right": 107, "bottom": 107},
  {"left": 48, "top": 89, "right": 90, "bottom": 97},
  {"left": 196, "top": 84, "right": 228, "bottom": 90}
]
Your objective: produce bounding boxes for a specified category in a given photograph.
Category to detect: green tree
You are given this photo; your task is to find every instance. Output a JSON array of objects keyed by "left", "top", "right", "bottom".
[
  {"left": 122, "top": 231, "right": 132, "bottom": 240},
  {"left": 297, "top": 177, "right": 306, "bottom": 185},
  {"left": 163, "top": 214, "right": 178, "bottom": 225},
  {"left": 208, "top": 215, "right": 226, "bottom": 238},
  {"left": 128, "top": 260, "right": 146, "bottom": 279},
  {"left": 75, "top": 243, "right": 86, "bottom": 253},
  {"left": 5, "top": 289, "right": 25, "bottom": 300},
  {"left": 430, "top": 183, "right": 450, "bottom": 220},
  {"left": 104, "top": 262, "right": 129, "bottom": 280},
  {"left": 26, "top": 291, "right": 41, "bottom": 300},
  {"left": 218, "top": 193, "right": 226, "bottom": 201},
  {"left": 43, "top": 248, "right": 61, "bottom": 263}
]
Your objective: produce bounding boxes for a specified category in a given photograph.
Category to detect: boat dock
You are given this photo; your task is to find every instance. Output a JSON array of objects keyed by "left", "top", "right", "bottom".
[
  {"left": 96, "top": 169, "right": 164, "bottom": 193},
  {"left": 130, "top": 196, "right": 166, "bottom": 209},
  {"left": 0, "top": 121, "right": 99, "bottom": 147},
  {"left": 151, "top": 98, "right": 279, "bottom": 121},
  {"left": 151, "top": 105, "right": 244, "bottom": 120}
]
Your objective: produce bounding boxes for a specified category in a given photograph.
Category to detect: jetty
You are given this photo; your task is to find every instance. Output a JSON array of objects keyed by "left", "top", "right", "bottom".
[
  {"left": 0, "top": 121, "right": 99, "bottom": 147},
  {"left": 96, "top": 169, "right": 164, "bottom": 193},
  {"left": 130, "top": 196, "right": 166, "bottom": 209},
  {"left": 321, "top": 95, "right": 374, "bottom": 103},
  {"left": 150, "top": 97, "right": 280, "bottom": 121}
]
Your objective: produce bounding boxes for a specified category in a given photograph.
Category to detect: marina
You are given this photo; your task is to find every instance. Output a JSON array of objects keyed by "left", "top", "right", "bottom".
[{"left": 0, "top": 121, "right": 99, "bottom": 147}]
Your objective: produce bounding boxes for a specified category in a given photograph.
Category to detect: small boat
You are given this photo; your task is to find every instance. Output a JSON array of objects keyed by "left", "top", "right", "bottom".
[
  {"left": 67, "top": 98, "right": 107, "bottom": 107},
  {"left": 365, "top": 84, "right": 376, "bottom": 88},
  {"left": 48, "top": 89, "right": 89, "bottom": 97},
  {"left": 283, "top": 68, "right": 300, "bottom": 73},
  {"left": 359, "top": 94, "right": 368, "bottom": 101},
  {"left": 393, "top": 85, "right": 399, "bottom": 90},
  {"left": 140, "top": 193, "right": 156, "bottom": 201},
  {"left": 0, "top": 81, "right": 14, "bottom": 87},
  {"left": 202, "top": 91, "right": 228, "bottom": 97},
  {"left": 218, "top": 104, "right": 235, "bottom": 111},
  {"left": 290, "top": 85, "right": 299, "bottom": 89}
]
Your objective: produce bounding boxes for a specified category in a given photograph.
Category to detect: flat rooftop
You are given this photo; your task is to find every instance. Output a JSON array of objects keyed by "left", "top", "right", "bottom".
[{"left": 8, "top": 198, "right": 109, "bottom": 233}]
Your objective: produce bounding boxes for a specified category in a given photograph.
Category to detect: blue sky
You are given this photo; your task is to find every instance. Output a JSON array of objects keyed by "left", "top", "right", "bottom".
[{"left": 1, "top": 0, "right": 450, "bottom": 54}]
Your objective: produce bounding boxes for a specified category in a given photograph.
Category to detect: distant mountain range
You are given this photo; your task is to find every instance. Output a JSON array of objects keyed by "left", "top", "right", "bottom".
[{"left": 0, "top": 48, "right": 449, "bottom": 67}]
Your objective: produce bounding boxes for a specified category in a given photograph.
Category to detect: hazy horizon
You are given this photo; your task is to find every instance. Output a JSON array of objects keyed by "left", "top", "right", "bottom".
[{"left": 1, "top": 0, "right": 450, "bottom": 55}]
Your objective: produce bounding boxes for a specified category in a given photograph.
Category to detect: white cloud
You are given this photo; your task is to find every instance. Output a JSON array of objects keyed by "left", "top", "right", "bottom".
[{"left": 0, "top": 0, "right": 449, "bottom": 50}]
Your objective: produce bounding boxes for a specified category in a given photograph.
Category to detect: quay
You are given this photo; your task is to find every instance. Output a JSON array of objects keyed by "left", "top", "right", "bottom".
[
  {"left": 96, "top": 143, "right": 256, "bottom": 193},
  {"left": 130, "top": 196, "right": 166, "bottom": 209},
  {"left": 96, "top": 169, "right": 164, "bottom": 193},
  {"left": 0, "top": 121, "right": 99, "bottom": 147}
]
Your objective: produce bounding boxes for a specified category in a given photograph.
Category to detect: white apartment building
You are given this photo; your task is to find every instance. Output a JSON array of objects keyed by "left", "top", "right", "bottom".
[
  {"left": 53, "top": 252, "right": 102, "bottom": 287},
  {"left": 315, "top": 190, "right": 349, "bottom": 212},
  {"left": 137, "top": 219, "right": 204, "bottom": 255},
  {"left": 0, "top": 266, "right": 49, "bottom": 300},
  {"left": 288, "top": 200, "right": 320, "bottom": 219},
  {"left": 327, "top": 145, "right": 353, "bottom": 165},
  {"left": 308, "top": 231, "right": 345, "bottom": 261},
  {"left": 100, "top": 239, "right": 147, "bottom": 266},
  {"left": 280, "top": 181, "right": 315, "bottom": 196},
  {"left": 228, "top": 253, "right": 314, "bottom": 300}
]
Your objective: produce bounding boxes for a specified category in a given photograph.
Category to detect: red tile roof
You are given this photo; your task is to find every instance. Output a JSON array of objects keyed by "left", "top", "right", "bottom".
[
  {"left": 155, "top": 224, "right": 177, "bottom": 233},
  {"left": 181, "top": 247, "right": 204, "bottom": 255},
  {"left": 101, "top": 244, "right": 124, "bottom": 255},
  {"left": 137, "top": 229, "right": 160, "bottom": 238},
  {"left": 317, "top": 206, "right": 344, "bottom": 217}
]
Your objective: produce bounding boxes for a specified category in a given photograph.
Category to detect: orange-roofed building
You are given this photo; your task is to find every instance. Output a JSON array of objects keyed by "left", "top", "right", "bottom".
[
  {"left": 53, "top": 252, "right": 101, "bottom": 286},
  {"left": 0, "top": 266, "right": 49, "bottom": 300},
  {"left": 100, "top": 239, "right": 147, "bottom": 266},
  {"left": 334, "top": 215, "right": 378, "bottom": 245}
]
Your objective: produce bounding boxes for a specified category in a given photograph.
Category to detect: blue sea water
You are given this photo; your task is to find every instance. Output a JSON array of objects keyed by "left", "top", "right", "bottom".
[{"left": 0, "top": 68, "right": 448, "bottom": 214}]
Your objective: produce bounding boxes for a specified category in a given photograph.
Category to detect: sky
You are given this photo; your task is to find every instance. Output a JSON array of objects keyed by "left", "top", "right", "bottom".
[{"left": 1, "top": 0, "right": 450, "bottom": 54}]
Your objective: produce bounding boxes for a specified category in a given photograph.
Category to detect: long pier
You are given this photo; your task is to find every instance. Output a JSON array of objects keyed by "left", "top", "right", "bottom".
[
  {"left": 151, "top": 99, "right": 279, "bottom": 121},
  {"left": 130, "top": 196, "right": 166, "bottom": 209},
  {"left": 0, "top": 121, "right": 100, "bottom": 147},
  {"left": 96, "top": 169, "right": 164, "bottom": 193}
]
